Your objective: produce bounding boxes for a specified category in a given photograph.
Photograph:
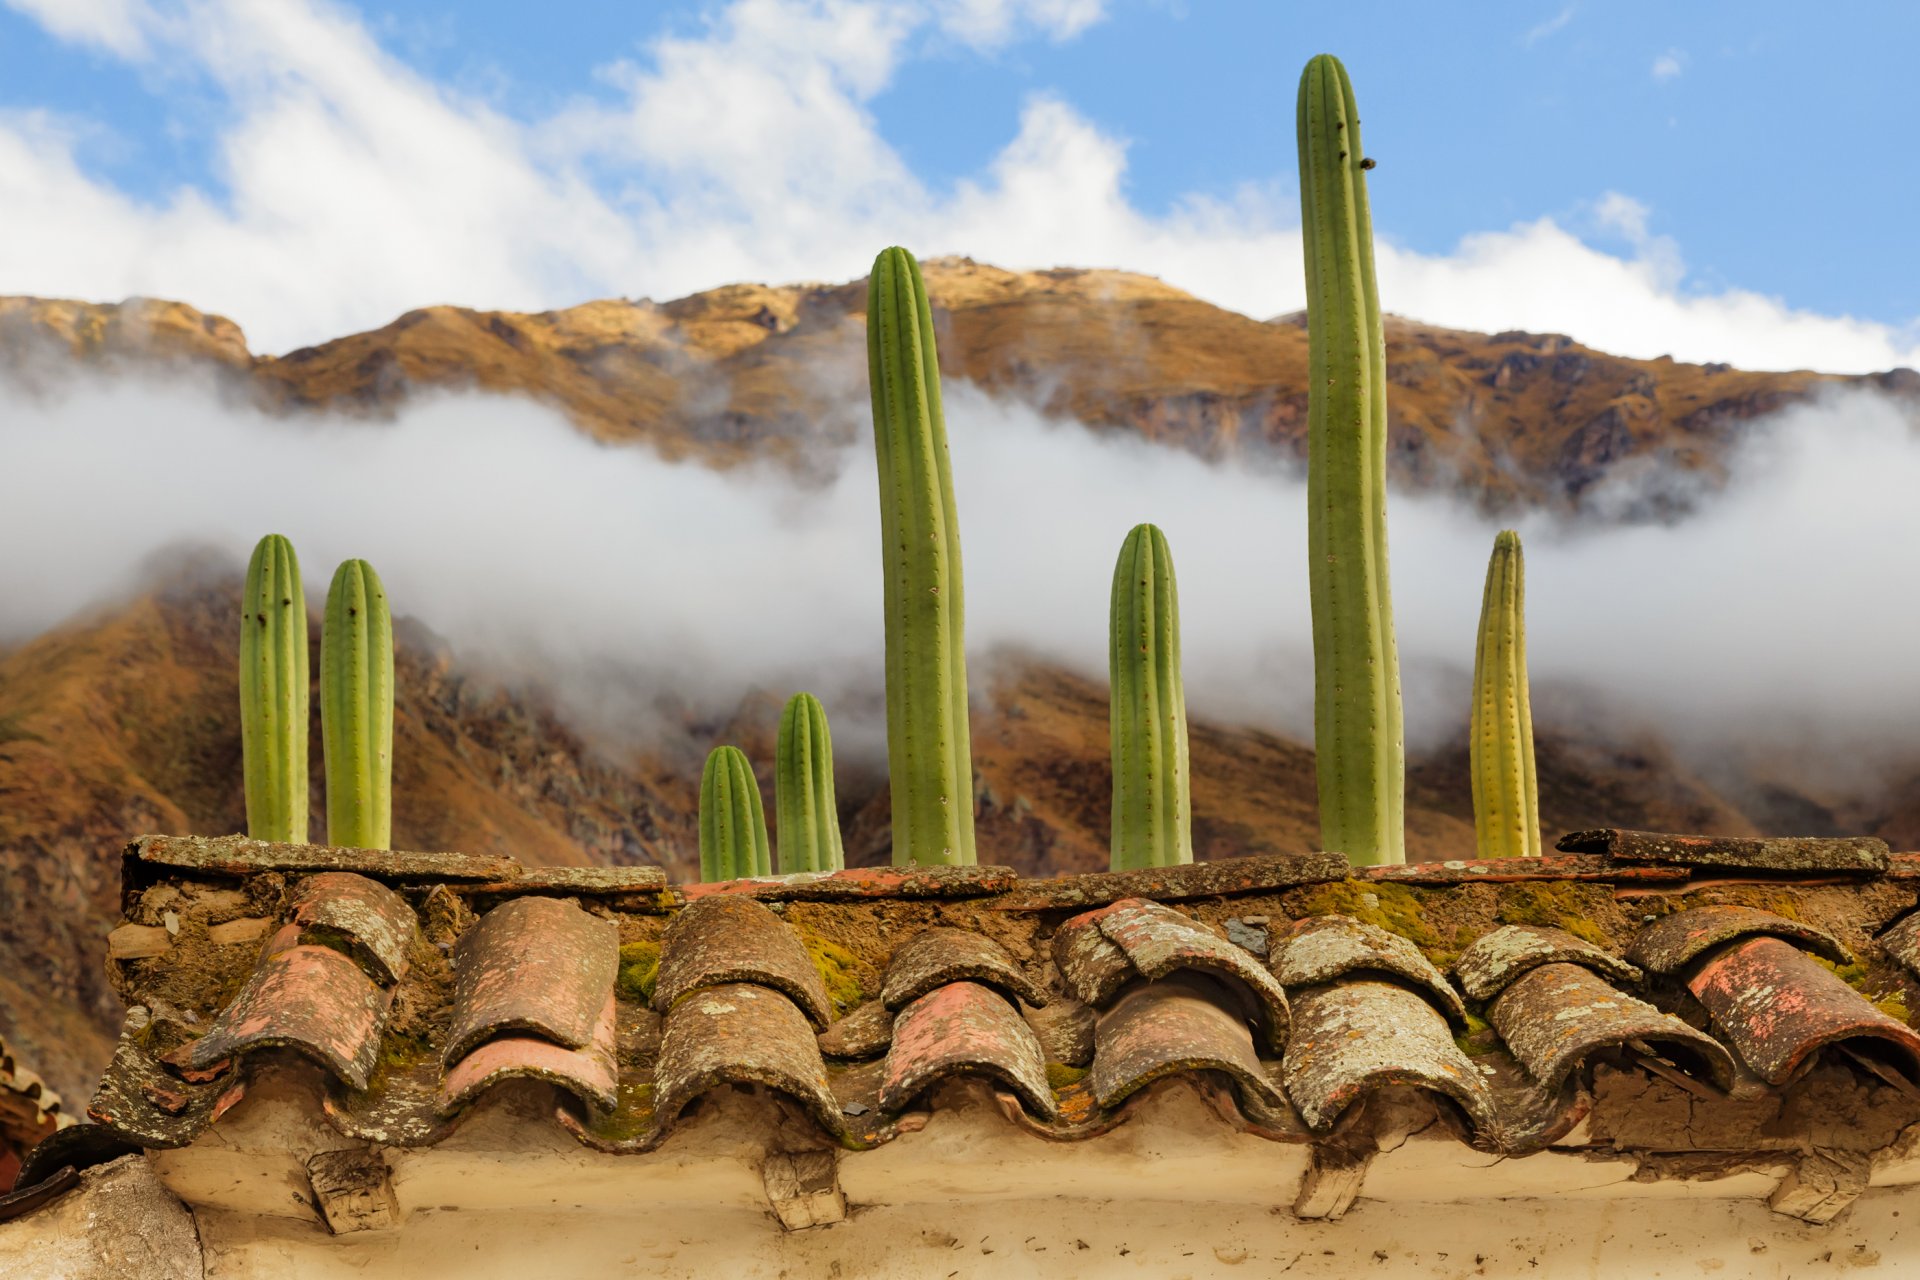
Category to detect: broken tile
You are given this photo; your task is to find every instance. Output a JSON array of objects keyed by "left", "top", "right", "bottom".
[
  {"left": 1453, "top": 924, "right": 1642, "bottom": 1004},
  {"left": 1628, "top": 905, "right": 1851, "bottom": 976},
  {"left": 306, "top": 1148, "right": 400, "bottom": 1234},
  {"left": 1557, "top": 829, "right": 1890, "bottom": 875},
  {"left": 880, "top": 981, "right": 1055, "bottom": 1119},
  {"left": 185, "top": 944, "right": 391, "bottom": 1090},
  {"left": 881, "top": 927, "right": 1047, "bottom": 1010},
  {"left": 653, "top": 896, "right": 833, "bottom": 1031},
  {"left": 444, "top": 897, "right": 619, "bottom": 1063},
  {"left": 652, "top": 982, "right": 841, "bottom": 1137},
  {"left": 1275, "top": 915, "right": 1467, "bottom": 1027},
  {"left": 1051, "top": 911, "right": 1137, "bottom": 1007},
  {"left": 1488, "top": 962, "right": 1735, "bottom": 1092},
  {"left": 290, "top": 872, "right": 418, "bottom": 986},
  {"left": 1088, "top": 972, "right": 1284, "bottom": 1112}
]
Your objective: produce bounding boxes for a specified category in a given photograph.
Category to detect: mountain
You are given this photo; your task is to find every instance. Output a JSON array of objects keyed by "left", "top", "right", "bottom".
[{"left": 2, "top": 261, "right": 1916, "bottom": 1104}]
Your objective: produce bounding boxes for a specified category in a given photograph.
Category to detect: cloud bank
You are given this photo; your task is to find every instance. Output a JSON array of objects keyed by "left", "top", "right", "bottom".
[{"left": 0, "top": 0, "right": 1915, "bottom": 374}]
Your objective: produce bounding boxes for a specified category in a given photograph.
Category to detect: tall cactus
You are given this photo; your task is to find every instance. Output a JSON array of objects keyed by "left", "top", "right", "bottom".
[
  {"left": 776, "top": 692, "right": 845, "bottom": 874},
  {"left": 867, "top": 245, "right": 976, "bottom": 867},
  {"left": 239, "top": 534, "right": 309, "bottom": 843},
  {"left": 1109, "top": 524, "right": 1192, "bottom": 870},
  {"left": 1471, "top": 531, "right": 1541, "bottom": 858},
  {"left": 321, "top": 559, "right": 393, "bottom": 850},
  {"left": 700, "top": 745, "right": 771, "bottom": 881},
  {"left": 1298, "top": 53, "right": 1405, "bottom": 866}
]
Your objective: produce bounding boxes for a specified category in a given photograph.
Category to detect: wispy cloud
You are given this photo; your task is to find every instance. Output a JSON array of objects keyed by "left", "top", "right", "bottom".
[
  {"left": 1652, "top": 48, "right": 1686, "bottom": 81},
  {"left": 1522, "top": 3, "right": 1575, "bottom": 47}
]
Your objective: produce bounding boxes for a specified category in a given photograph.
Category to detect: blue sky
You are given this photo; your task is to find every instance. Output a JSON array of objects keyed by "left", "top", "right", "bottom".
[{"left": 0, "top": 0, "right": 1914, "bottom": 368}]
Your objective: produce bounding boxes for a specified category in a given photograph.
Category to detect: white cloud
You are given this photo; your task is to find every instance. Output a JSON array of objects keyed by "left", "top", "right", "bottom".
[
  {"left": 0, "top": 0, "right": 1915, "bottom": 376},
  {"left": 1, "top": 0, "right": 151, "bottom": 57},
  {"left": 1652, "top": 49, "right": 1685, "bottom": 81},
  {"left": 1521, "top": 4, "right": 1575, "bottom": 46}
]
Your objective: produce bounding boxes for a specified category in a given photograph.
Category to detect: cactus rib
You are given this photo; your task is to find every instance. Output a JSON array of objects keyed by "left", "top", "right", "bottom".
[
  {"left": 321, "top": 559, "right": 394, "bottom": 850},
  {"left": 1109, "top": 523, "right": 1192, "bottom": 869},
  {"left": 776, "top": 692, "right": 845, "bottom": 874},
  {"left": 239, "top": 534, "right": 308, "bottom": 843},
  {"left": 701, "top": 745, "right": 772, "bottom": 881},
  {"left": 867, "top": 246, "right": 976, "bottom": 867},
  {"left": 1471, "top": 531, "right": 1542, "bottom": 858},
  {"left": 1298, "top": 53, "right": 1405, "bottom": 865}
]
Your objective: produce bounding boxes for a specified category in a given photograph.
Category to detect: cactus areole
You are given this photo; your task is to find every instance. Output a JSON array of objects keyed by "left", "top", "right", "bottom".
[
  {"left": 239, "top": 534, "right": 309, "bottom": 844},
  {"left": 321, "top": 559, "right": 394, "bottom": 850},
  {"left": 1109, "top": 524, "right": 1193, "bottom": 870},
  {"left": 1472, "top": 531, "right": 1542, "bottom": 858},
  {"left": 867, "top": 246, "right": 977, "bottom": 867},
  {"left": 776, "top": 692, "right": 846, "bottom": 874},
  {"left": 701, "top": 745, "right": 772, "bottom": 881},
  {"left": 1298, "top": 54, "right": 1406, "bottom": 866}
]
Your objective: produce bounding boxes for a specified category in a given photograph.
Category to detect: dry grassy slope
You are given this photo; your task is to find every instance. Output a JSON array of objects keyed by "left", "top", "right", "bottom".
[{"left": 10, "top": 260, "right": 1912, "bottom": 504}]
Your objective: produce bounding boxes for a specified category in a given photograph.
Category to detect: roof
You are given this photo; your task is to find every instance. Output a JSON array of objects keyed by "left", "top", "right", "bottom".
[
  {"left": 10, "top": 830, "right": 1920, "bottom": 1227},
  {"left": 0, "top": 1035, "right": 71, "bottom": 1196}
]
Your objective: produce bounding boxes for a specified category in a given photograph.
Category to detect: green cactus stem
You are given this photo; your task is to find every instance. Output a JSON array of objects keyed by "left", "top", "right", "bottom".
[
  {"left": 1108, "top": 523, "right": 1192, "bottom": 870},
  {"left": 700, "top": 745, "right": 771, "bottom": 881},
  {"left": 1471, "top": 530, "right": 1542, "bottom": 858},
  {"left": 239, "top": 534, "right": 309, "bottom": 843},
  {"left": 776, "top": 692, "right": 845, "bottom": 874},
  {"left": 1298, "top": 53, "right": 1405, "bottom": 866},
  {"left": 867, "top": 245, "right": 976, "bottom": 867},
  {"left": 321, "top": 559, "right": 394, "bottom": 850}
]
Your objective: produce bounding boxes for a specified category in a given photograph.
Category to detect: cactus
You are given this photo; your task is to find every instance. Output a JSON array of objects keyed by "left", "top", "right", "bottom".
[
  {"left": 700, "top": 745, "right": 771, "bottom": 881},
  {"left": 1108, "top": 524, "right": 1192, "bottom": 870},
  {"left": 321, "top": 559, "right": 393, "bottom": 849},
  {"left": 239, "top": 534, "right": 309, "bottom": 843},
  {"left": 776, "top": 692, "right": 845, "bottom": 874},
  {"left": 1471, "top": 531, "right": 1542, "bottom": 858},
  {"left": 1297, "top": 53, "right": 1405, "bottom": 866},
  {"left": 867, "top": 245, "right": 976, "bottom": 867}
]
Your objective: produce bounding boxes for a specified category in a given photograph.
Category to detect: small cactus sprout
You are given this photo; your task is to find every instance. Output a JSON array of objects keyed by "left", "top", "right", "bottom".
[
  {"left": 776, "top": 692, "right": 845, "bottom": 874},
  {"left": 321, "top": 559, "right": 394, "bottom": 849},
  {"left": 700, "top": 745, "right": 772, "bottom": 881},
  {"left": 867, "top": 245, "right": 977, "bottom": 867},
  {"left": 1471, "top": 530, "right": 1542, "bottom": 858},
  {"left": 239, "top": 534, "right": 309, "bottom": 843},
  {"left": 1108, "top": 524, "right": 1192, "bottom": 870},
  {"left": 1297, "top": 53, "right": 1405, "bottom": 866}
]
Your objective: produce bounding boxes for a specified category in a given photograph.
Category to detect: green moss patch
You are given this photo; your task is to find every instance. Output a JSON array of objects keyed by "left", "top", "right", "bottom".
[
  {"left": 1046, "top": 1062, "right": 1090, "bottom": 1090},
  {"left": 804, "top": 935, "right": 864, "bottom": 1012},
  {"left": 1293, "top": 880, "right": 1446, "bottom": 952},
  {"left": 616, "top": 940, "right": 661, "bottom": 1003},
  {"left": 1496, "top": 882, "right": 1611, "bottom": 948}
]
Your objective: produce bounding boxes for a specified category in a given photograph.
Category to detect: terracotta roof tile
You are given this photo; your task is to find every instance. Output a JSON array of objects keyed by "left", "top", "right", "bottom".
[
  {"left": 1880, "top": 910, "right": 1920, "bottom": 978},
  {"left": 289, "top": 871, "right": 418, "bottom": 986},
  {"left": 1489, "top": 962, "right": 1736, "bottom": 1093},
  {"left": 1687, "top": 935, "right": 1920, "bottom": 1088},
  {"left": 881, "top": 927, "right": 1047, "bottom": 1010},
  {"left": 815, "top": 1002, "right": 893, "bottom": 1060},
  {"left": 652, "top": 982, "right": 841, "bottom": 1137},
  {"left": 1088, "top": 972, "right": 1284, "bottom": 1113},
  {"left": 1627, "top": 905, "right": 1850, "bottom": 975},
  {"left": 1453, "top": 924, "right": 1643, "bottom": 1004},
  {"left": 183, "top": 944, "right": 392, "bottom": 1090},
  {"left": 653, "top": 896, "right": 834, "bottom": 1031},
  {"left": 880, "top": 981, "right": 1055, "bottom": 1119},
  {"left": 1274, "top": 914, "right": 1467, "bottom": 1027},
  {"left": 441, "top": 994, "right": 619, "bottom": 1115},
  {"left": 444, "top": 897, "right": 618, "bottom": 1063}
]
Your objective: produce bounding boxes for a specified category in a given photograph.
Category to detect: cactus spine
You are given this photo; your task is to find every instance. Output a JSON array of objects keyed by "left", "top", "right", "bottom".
[
  {"left": 321, "top": 559, "right": 393, "bottom": 849},
  {"left": 776, "top": 693, "right": 845, "bottom": 874},
  {"left": 1109, "top": 524, "right": 1192, "bottom": 870},
  {"left": 1471, "top": 531, "right": 1541, "bottom": 858},
  {"left": 700, "top": 745, "right": 771, "bottom": 881},
  {"left": 1297, "top": 53, "right": 1405, "bottom": 866},
  {"left": 867, "top": 246, "right": 976, "bottom": 867},
  {"left": 239, "top": 534, "right": 309, "bottom": 843}
]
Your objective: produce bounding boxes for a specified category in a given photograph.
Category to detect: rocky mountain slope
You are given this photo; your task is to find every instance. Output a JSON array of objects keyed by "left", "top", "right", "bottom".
[{"left": 3, "top": 260, "right": 1916, "bottom": 1103}]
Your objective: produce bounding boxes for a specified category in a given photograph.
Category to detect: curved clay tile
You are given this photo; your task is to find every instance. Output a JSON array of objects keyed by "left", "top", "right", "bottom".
[
  {"left": 1053, "top": 899, "right": 1290, "bottom": 1049},
  {"left": 1274, "top": 916, "right": 1467, "bottom": 1027},
  {"left": 1627, "top": 905, "right": 1850, "bottom": 976},
  {"left": 444, "top": 897, "right": 619, "bottom": 1064},
  {"left": 879, "top": 981, "right": 1055, "bottom": 1119},
  {"left": 881, "top": 928, "right": 1048, "bottom": 1010},
  {"left": 1088, "top": 972, "right": 1285, "bottom": 1113},
  {"left": 817, "top": 1002, "right": 894, "bottom": 1060},
  {"left": 185, "top": 944, "right": 392, "bottom": 1091},
  {"left": 289, "top": 872, "right": 418, "bottom": 987},
  {"left": 652, "top": 896, "right": 834, "bottom": 1031},
  {"left": 1488, "top": 962, "right": 1736, "bottom": 1093},
  {"left": 1280, "top": 980, "right": 1498, "bottom": 1141},
  {"left": 1687, "top": 935, "right": 1920, "bottom": 1088},
  {"left": 652, "top": 982, "right": 841, "bottom": 1137},
  {"left": 441, "top": 993, "right": 619, "bottom": 1116},
  {"left": 1881, "top": 911, "right": 1920, "bottom": 979},
  {"left": 1453, "top": 925, "right": 1642, "bottom": 1005}
]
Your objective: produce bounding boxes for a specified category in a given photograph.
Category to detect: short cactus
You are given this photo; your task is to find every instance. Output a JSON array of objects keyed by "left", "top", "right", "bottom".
[
  {"left": 1109, "top": 524, "right": 1192, "bottom": 870},
  {"left": 239, "top": 534, "right": 308, "bottom": 844},
  {"left": 867, "top": 245, "right": 976, "bottom": 867},
  {"left": 700, "top": 745, "right": 771, "bottom": 881},
  {"left": 1471, "top": 530, "right": 1541, "bottom": 858},
  {"left": 1297, "top": 53, "right": 1405, "bottom": 866},
  {"left": 321, "top": 559, "right": 393, "bottom": 849},
  {"left": 776, "top": 692, "right": 845, "bottom": 874}
]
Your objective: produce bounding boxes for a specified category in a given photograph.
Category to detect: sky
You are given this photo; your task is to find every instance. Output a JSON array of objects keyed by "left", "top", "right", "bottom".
[{"left": 1, "top": 0, "right": 1916, "bottom": 365}]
